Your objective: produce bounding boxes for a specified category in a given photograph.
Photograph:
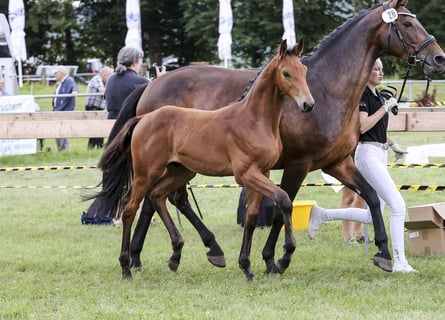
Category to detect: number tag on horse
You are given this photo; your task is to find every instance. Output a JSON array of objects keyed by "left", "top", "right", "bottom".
[{"left": 382, "top": 8, "right": 398, "bottom": 23}]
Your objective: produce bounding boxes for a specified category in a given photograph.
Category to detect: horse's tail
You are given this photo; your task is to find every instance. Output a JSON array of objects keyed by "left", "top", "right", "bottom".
[
  {"left": 82, "top": 84, "right": 146, "bottom": 219},
  {"left": 89, "top": 116, "right": 142, "bottom": 219},
  {"left": 108, "top": 83, "right": 147, "bottom": 143}
]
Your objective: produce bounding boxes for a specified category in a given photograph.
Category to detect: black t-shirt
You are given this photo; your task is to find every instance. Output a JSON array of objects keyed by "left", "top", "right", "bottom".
[
  {"left": 358, "top": 86, "right": 388, "bottom": 144},
  {"left": 105, "top": 69, "right": 149, "bottom": 118}
]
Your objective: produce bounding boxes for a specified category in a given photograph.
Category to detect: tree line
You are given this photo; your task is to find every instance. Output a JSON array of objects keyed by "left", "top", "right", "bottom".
[{"left": 1, "top": 0, "right": 444, "bottom": 77}]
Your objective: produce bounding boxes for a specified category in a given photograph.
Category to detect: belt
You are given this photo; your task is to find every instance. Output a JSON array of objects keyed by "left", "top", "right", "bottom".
[{"left": 359, "top": 141, "right": 388, "bottom": 150}]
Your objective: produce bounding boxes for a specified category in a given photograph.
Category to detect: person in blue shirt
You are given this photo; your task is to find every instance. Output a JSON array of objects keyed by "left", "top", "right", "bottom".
[{"left": 52, "top": 66, "right": 79, "bottom": 151}]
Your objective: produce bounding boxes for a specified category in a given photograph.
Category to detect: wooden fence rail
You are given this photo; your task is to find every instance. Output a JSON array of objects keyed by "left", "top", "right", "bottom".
[
  {"left": 0, "top": 107, "right": 444, "bottom": 139},
  {"left": 0, "top": 111, "right": 115, "bottom": 139}
]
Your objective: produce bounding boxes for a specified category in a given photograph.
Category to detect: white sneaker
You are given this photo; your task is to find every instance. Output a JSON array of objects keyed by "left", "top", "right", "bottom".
[
  {"left": 307, "top": 205, "right": 327, "bottom": 239},
  {"left": 392, "top": 262, "right": 418, "bottom": 273}
]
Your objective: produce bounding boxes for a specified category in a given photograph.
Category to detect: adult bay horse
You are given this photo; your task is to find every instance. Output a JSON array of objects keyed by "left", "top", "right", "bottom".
[
  {"left": 98, "top": 40, "right": 314, "bottom": 279},
  {"left": 91, "top": 0, "right": 445, "bottom": 276}
]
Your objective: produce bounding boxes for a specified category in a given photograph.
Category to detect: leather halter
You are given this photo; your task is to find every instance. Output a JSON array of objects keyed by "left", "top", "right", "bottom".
[{"left": 382, "top": 1, "right": 436, "bottom": 102}]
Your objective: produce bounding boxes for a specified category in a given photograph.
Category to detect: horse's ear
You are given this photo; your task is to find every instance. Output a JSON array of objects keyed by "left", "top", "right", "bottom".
[
  {"left": 293, "top": 39, "right": 304, "bottom": 57},
  {"left": 279, "top": 39, "right": 288, "bottom": 59},
  {"left": 394, "top": 0, "right": 408, "bottom": 8}
]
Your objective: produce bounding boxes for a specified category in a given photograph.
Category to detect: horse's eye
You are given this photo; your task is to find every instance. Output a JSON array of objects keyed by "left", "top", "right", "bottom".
[
  {"left": 282, "top": 70, "right": 290, "bottom": 78},
  {"left": 402, "top": 21, "right": 412, "bottom": 27}
]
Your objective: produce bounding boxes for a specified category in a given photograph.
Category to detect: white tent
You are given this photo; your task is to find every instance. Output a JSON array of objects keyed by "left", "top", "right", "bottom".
[
  {"left": 282, "top": 0, "right": 296, "bottom": 48},
  {"left": 217, "top": 0, "right": 233, "bottom": 68},
  {"left": 8, "top": 0, "right": 27, "bottom": 87},
  {"left": 125, "top": 0, "right": 142, "bottom": 50}
]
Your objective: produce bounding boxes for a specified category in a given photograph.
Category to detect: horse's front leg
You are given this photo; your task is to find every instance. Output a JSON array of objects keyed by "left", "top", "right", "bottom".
[
  {"left": 169, "top": 186, "right": 226, "bottom": 268},
  {"left": 130, "top": 196, "right": 156, "bottom": 271},
  {"left": 238, "top": 188, "right": 262, "bottom": 280},
  {"left": 262, "top": 162, "right": 307, "bottom": 274},
  {"left": 151, "top": 194, "right": 184, "bottom": 272}
]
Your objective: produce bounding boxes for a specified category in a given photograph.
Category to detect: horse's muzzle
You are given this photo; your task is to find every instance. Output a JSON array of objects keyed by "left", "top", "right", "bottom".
[{"left": 301, "top": 101, "right": 315, "bottom": 113}]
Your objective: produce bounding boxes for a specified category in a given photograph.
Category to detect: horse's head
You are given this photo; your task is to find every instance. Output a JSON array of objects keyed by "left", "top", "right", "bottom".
[
  {"left": 277, "top": 39, "right": 315, "bottom": 113},
  {"left": 380, "top": 0, "right": 445, "bottom": 75}
]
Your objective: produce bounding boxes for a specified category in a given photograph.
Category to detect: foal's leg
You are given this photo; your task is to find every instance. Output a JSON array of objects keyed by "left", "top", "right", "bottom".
[
  {"left": 130, "top": 187, "right": 226, "bottom": 271},
  {"left": 120, "top": 177, "right": 151, "bottom": 279},
  {"left": 238, "top": 169, "right": 295, "bottom": 280},
  {"left": 262, "top": 161, "right": 309, "bottom": 274},
  {"left": 149, "top": 165, "right": 197, "bottom": 272},
  {"left": 238, "top": 188, "right": 262, "bottom": 280}
]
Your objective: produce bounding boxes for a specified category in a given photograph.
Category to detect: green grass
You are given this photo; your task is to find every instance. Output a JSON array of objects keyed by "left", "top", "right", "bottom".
[
  {"left": 0, "top": 84, "right": 444, "bottom": 319},
  {"left": 20, "top": 82, "right": 88, "bottom": 111},
  {"left": 1, "top": 132, "right": 445, "bottom": 319}
]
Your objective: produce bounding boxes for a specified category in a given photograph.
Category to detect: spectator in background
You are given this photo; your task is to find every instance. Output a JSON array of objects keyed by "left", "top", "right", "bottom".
[
  {"left": 53, "top": 66, "right": 79, "bottom": 151},
  {"left": 105, "top": 46, "right": 149, "bottom": 120},
  {"left": 85, "top": 66, "right": 113, "bottom": 149},
  {"left": 0, "top": 76, "right": 9, "bottom": 96}
]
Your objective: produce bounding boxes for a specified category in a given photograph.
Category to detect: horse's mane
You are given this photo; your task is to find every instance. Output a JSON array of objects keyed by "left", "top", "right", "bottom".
[{"left": 302, "top": 3, "right": 382, "bottom": 62}]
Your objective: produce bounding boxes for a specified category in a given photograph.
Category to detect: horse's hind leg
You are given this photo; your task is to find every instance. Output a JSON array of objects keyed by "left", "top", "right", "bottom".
[
  {"left": 130, "top": 196, "right": 156, "bottom": 271},
  {"left": 324, "top": 157, "right": 391, "bottom": 272},
  {"left": 169, "top": 185, "right": 226, "bottom": 268},
  {"left": 120, "top": 178, "right": 150, "bottom": 279},
  {"left": 149, "top": 165, "right": 197, "bottom": 272}
]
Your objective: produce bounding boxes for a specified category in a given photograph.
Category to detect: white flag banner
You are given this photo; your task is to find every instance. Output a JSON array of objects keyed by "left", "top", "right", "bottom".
[
  {"left": 125, "top": 0, "right": 142, "bottom": 50},
  {"left": 8, "top": 0, "right": 27, "bottom": 87},
  {"left": 282, "top": 0, "right": 296, "bottom": 48},
  {"left": 217, "top": 0, "right": 233, "bottom": 67},
  {"left": 0, "top": 95, "right": 37, "bottom": 156}
]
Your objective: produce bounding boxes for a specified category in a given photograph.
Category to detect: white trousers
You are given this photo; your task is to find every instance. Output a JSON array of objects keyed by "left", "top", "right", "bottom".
[{"left": 322, "top": 142, "right": 408, "bottom": 263}]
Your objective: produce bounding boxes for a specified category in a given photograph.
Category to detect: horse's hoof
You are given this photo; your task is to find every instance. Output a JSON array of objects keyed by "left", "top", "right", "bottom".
[
  {"left": 122, "top": 269, "right": 133, "bottom": 279},
  {"left": 244, "top": 270, "right": 255, "bottom": 281},
  {"left": 207, "top": 254, "right": 226, "bottom": 268},
  {"left": 132, "top": 265, "right": 143, "bottom": 273},
  {"left": 275, "top": 259, "right": 288, "bottom": 274},
  {"left": 263, "top": 260, "right": 277, "bottom": 275},
  {"left": 168, "top": 259, "right": 180, "bottom": 272},
  {"left": 373, "top": 254, "right": 392, "bottom": 272}
]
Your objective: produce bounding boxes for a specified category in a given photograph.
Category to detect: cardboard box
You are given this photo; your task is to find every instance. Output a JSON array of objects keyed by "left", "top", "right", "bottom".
[{"left": 405, "top": 203, "right": 445, "bottom": 255}]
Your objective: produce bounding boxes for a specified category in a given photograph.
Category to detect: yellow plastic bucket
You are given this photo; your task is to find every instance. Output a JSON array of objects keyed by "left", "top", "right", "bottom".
[{"left": 282, "top": 200, "right": 316, "bottom": 231}]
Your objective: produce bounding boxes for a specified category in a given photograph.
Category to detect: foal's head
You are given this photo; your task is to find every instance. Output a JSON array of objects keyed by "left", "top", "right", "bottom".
[{"left": 275, "top": 39, "right": 314, "bottom": 113}]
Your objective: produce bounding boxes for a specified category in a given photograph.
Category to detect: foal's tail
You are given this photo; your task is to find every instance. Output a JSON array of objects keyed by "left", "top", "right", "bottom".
[{"left": 93, "top": 116, "right": 142, "bottom": 219}]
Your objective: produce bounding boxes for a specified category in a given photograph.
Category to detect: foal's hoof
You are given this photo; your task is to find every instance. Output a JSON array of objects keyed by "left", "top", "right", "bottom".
[
  {"left": 373, "top": 253, "right": 392, "bottom": 272},
  {"left": 207, "top": 254, "right": 226, "bottom": 268},
  {"left": 168, "top": 259, "right": 180, "bottom": 272}
]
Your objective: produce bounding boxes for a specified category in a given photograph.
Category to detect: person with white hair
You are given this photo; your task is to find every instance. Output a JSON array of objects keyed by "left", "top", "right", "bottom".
[
  {"left": 53, "top": 66, "right": 78, "bottom": 151},
  {"left": 105, "top": 46, "right": 149, "bottom": 120}
]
